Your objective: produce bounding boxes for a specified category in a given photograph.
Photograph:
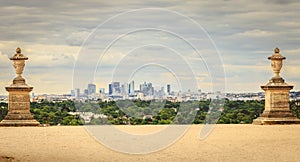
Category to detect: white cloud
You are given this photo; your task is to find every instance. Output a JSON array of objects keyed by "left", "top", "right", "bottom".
[
  {"left": 276, "top": 21, "right": 300, "bottom": 28},
  {"left": 235, "top": 29, "right": 274, "bottom": 38},
  {"left": 0, "top": 51, "right": 10, "bottom": 66},
  {"left": 283, "top": 65, "right": 300, "bottom": 79},
  {"left": 284, "top": 48, "right": 300, "bottom": 55}
]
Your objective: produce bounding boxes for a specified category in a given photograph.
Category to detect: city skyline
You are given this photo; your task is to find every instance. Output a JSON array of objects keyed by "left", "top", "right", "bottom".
[
  {"left": 72, "top": 81, "right": 174, "bottom": 96},
  {"left": 1, "top": 1, "right": 300, "bottom": 95}
]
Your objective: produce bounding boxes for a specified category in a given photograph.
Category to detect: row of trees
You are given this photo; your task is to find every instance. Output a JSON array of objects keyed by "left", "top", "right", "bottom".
[
  {"left": 30, "top": 101, "right": 84, "bottom": 125},
  {"left": 1, "top": 99, "right": 300, "bottom": 125},
  {"left": 78, "top": 99, "right": 264, "bottom": 125},
  {"left": 0, "top": 101, "right": 84, "bottom": 125}
]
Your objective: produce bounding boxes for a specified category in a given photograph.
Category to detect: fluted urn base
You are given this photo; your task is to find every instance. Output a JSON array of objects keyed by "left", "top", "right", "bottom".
[{"left": 0, "top": 86, "right": 40, "bottom": 127}]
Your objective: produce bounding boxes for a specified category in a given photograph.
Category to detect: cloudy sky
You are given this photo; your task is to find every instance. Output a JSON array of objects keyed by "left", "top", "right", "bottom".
[{"left": 0, "top": 0, "right": 300, "bottom": 95}]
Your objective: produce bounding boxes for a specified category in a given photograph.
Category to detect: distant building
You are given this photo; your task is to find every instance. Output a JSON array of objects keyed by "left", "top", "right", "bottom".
[
  {"left": 75, "top": 88, "right": 80, "bottom": 99},
  {"left": 86, "top": 83, "right": 96, "bottom": 99},
  {"left": 88, "top": 83, "right": 96, "bottom": 95},
  {"left": 121, "top": 83, "right": 128, "bottom": 96},
  {"left": 129, "top": 81, "right": 135, "bottom": 96},
  {"left": 167, "top": 84, "right": 171, "bottom": 94},
  {"left": 99, "top": 88, "right": 105, "bottom": 94},
  {"left": 161, "top": 86, "right": 165, "bottom": 96},
  {"left": 84, "top": 89, "right": 88, "bottom": 96},
  {"left": 139, "top": 82, "right": 154, "bottom": 96},
  {"left": 70, "top": 90, "right": 75, "bottom": 97},
  {"left": 108, "top": 84, "right": 113, "bottom": 95},
  {"left": 111, "top": 82, "right": 120, "bottom": 95}
]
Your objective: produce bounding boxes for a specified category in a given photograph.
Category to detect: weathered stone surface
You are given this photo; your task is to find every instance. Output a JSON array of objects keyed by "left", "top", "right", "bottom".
[
  {"left": 0, "top": 48, "right": 40, "bottom": 127},
  {"left": 253, "top": 48, "right": 300, "bottom": 125},
  {"left": 252, "top": 117, "right": 300, "bottom": 125}
]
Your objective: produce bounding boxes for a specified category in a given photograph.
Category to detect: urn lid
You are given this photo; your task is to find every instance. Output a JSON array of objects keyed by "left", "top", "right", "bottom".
[
  {"left": 10, "top": 47, "right": 28, "bottom": 60},
  {"left": 268, "top": 47, "right": 286, "bottom": 60}
]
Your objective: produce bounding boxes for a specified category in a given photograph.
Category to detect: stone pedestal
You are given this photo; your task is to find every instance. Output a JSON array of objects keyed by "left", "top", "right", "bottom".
[
  {"left": 253, "top": 83, "right": 300, "bottom": 125},
  {"left": 0, "top": 86, "right": 40, "bottom": 126},
  {"left": 253, "top": 48, "right": 300, "bottom": 125},
  {"left": 0, "top": 48, "right": 40, "bottom": 126}
]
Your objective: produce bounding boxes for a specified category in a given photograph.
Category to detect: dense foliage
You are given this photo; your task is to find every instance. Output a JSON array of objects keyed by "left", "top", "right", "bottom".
[
  {"left": 0, "top": 102, "right": 8, "bottom": 121},
  {"left": 77, "top": 99, "right": 265, "bottom": 125},
  {"left": 1, "top": 99, "right": 300, "bottom": 125},
  {"left": 0, "top": 101, "right": 84, "bottom": 125},
  {"left": 217, "top": 100, "right": 264, "bottom": 124},
  {"left": 30, "top": 101, "right": 84, "bottom": 125},
  {"left": 290, "top": 100, "right": 300, "bottom": 119}
]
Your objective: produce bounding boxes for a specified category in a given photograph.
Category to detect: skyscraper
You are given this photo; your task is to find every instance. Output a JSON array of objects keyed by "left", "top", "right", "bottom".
[
  {"left": 87, "top": 83, "right": 96, "bottom": 99},
  {"left": 121, "top": 83, "right": 129, "bottom": 95},
  {"left": 139, "top": 82, "right": 154, "bottom": 96},
  {"left": 75, "top": 88, "right": 80, "bottom": 99},
  {"left": 88, "top": 83, "right": 96, "bottom": 95},
  {"left": 167, "top": 84, "right": 171, "bottom": 94},
  {"left": 70, "top": 90, "right": 75, "bottom": 97},
  {"left": 112, "top": 82, "right": 120, "bottom": 94},
  {"left": 129, "top": 81, "right": 135, "bottom": 96},
  {"left": 84, "top": 89, "right": 89, "bottom": 96},
  {"left": 108, "top": 84, "right": 113, "bottom": 95},
  {"left": 161, "top": 86, "right": 165, "bottom": 96}
]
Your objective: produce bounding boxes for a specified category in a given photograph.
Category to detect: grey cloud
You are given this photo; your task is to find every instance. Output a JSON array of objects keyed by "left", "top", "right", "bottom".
[
  {"left": 263, "top": 0, "right": 299, "bottom": 5},
  {"left": 1, "top": 0, "right": 300, "bottom": 93},
  {"left": 66, "top": 31, "right": 90, "bottom": 46}
]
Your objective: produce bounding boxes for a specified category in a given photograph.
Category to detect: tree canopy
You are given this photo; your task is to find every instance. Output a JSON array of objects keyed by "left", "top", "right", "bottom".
[{"left": 1, "top": 99, "right": 299, "bottom": 125}]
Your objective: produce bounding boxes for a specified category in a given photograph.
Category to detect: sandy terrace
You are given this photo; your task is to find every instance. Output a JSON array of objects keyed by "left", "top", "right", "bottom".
[{"left": 0, "top": 124, "right": 300, "bottom": 162}]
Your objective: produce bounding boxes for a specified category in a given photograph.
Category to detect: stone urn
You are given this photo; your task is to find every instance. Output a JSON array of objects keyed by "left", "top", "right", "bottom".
[
  {"left": 10, "top": 47, "right": 29, "bottom": 85},
  {"left": 252, "top": 47, "right": 300, "bottom": 125},
  {"left": 0, "top": 47, "right": 40, "bottom": 126},
  {"left": 268, "top": 47, "right": 285, "bottom": 83}
]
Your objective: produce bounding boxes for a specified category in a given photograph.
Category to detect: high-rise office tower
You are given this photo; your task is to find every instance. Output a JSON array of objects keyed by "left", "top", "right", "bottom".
[
  {"left": 88, "top": 83, "right": 96, "bottom": 95},
  {"left": 112, "top": 82, "right": 121, "bottom": 94},
  {"left": 129, "top": 81, "right": 135, "bottom": 96},
  {"left": 75, "top": 88, "right": 80, "bottom": 99},
  {"left": 167, "top": 84, "right": 171, "bottom": 94},
  {"left": 108, "top": 84, "right": 113, "bottom": 95},
  {"left": 121, "top": 83, "right": 129, "bottom": 95}
]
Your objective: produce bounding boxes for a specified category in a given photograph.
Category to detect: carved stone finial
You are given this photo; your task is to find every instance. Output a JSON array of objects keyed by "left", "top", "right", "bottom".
[
  {"left": 268, "top": 47, "right": 286, "bottom": 82},
  {"left": 16, "top": 47, "right": 21, "bottom": 54},
  {"left": 10, "top": 47, "right": 28, "bottom": 60}
]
